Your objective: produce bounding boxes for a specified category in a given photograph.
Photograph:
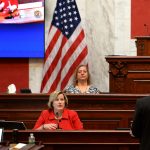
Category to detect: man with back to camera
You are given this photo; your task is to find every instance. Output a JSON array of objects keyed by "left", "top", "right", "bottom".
[
  {"left": 131, "top": 96, "right": 150, "bottom": 150},
  {"left": 0, "top": 0, "right": 18, "bottom": 16}
]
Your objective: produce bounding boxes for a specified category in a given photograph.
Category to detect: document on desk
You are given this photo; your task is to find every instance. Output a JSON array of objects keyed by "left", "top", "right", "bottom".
[{"left": 9, "top": 143, "right": 26, "bottom": 150}]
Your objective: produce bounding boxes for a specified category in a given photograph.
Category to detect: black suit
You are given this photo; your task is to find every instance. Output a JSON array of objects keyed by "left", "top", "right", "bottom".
[{"left": 131, "top": 96, "right": 150, "bottom": 150}]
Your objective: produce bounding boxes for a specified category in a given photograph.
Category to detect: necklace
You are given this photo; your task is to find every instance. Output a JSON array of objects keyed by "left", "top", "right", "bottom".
[
  {"left": 54, "top": 112, "right": 62, "bottom": 120},
  {"left": 76, "top": 85, "right": 89, "bottom": 93}
]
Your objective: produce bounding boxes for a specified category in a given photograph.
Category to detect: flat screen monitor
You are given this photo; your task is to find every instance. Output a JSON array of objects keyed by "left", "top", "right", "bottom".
[
  {"left": 0, "top": 2, "right": 44, "bottom": 58},
  {"left": 0, "top": 121, "right": 26, "bottom": 130}
]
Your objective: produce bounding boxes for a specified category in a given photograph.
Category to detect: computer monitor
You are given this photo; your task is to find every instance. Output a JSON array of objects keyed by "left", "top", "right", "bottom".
[{"left": 0, "top": 121, "right": 26, "bottom": 130}]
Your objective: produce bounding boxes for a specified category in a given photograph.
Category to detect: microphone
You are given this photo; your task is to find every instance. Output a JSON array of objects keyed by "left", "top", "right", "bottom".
[
  {"left": 144, "top": 24, "right": 150, "bottom": 35},
  {"left": 55, "top": 112, "right": 61, "bottom": 130},
  {"left": 12, "top": 129, "right": 18, "bottom": 143}
]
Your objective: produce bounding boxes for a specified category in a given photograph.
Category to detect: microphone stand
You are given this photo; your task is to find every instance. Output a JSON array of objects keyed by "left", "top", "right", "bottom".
[
  {"left": 12, "top": 129, "right": 18, "bottom": 143},
  {"left": 55, "top": 112, "right": 62, "bottom": 130}
]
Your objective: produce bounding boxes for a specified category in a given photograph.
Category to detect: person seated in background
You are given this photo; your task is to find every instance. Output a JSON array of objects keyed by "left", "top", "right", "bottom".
[
  {"left": 0, "top": 0, "right": 18, "bottom": 16},
  {"left": 33, "top": 91, "right": 83, "bottom": 130},
  {"left": 65, "top": 64, "right": 101, "bottom": 94}
]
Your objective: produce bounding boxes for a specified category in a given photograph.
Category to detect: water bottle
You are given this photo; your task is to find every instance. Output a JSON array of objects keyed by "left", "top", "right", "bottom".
[{"left": 28, "top": 133, "right": 35, "bottom": 144}]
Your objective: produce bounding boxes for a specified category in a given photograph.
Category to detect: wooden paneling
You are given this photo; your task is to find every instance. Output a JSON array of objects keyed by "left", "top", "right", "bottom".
[
  {"left": 0, "top": 109, "right": 134, "bottom": 129},
  {"left": 4, "top": 130, "right": 139, "bottom": 150},
  {"left": 106, "top": 56, "right": 150, "bottom": 93},
  {"left": 0, "top": 93, "right": 146, "bottom": 110},
  {"left": 0, "top": 93, "right": 147, "bottom": 129}
]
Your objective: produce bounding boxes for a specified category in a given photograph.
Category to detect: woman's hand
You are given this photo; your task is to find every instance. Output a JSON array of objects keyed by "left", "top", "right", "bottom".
[{"left": 43, "top": 123, "right": 58, "bottom": 130}]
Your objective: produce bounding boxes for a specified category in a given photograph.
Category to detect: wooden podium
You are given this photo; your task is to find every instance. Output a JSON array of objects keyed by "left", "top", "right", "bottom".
[
  {"left": 135, "top": 36, "right": 150, "bottom": 56},
  {"left": 106, "top": 36, "right": 150, "bottom": 93},
  {"left": 3, "top": 130, "right": 139, "bottom": 150},
  {"left": 106, "top": 56, "right": 150, "bottom": 94}
]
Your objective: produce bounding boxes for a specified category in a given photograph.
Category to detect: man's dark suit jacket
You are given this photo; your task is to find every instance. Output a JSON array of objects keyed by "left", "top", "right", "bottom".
[{"left": 131, "top": 96, "right": 150, "bottom": 150}]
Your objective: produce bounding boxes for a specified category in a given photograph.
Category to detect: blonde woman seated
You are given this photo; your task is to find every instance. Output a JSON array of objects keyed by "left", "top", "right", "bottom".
[
  {"left": 33, "top": 91, "right": 83, "bottom": 130},
  {"left": 65, "top": 65, "right": 100, "bottom": 94}
]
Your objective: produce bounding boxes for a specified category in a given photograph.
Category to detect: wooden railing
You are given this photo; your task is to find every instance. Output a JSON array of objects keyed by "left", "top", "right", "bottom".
[
  {"left": 4, "top": 130, "right": 139, "bottom": 150},
  {"left": 0, "top": 93, "right": 147, "bottom": 110},
  {"left": 0, "top": 93, "right": 148, "bottom": 129}
]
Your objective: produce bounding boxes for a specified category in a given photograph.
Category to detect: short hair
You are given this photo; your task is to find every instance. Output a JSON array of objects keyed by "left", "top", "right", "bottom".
[
  {"left": 73, "top": 64, "right": 91, "bottom": 86},
  {"left": 47, "top": 91, "right": 68, "bottom": 109}
]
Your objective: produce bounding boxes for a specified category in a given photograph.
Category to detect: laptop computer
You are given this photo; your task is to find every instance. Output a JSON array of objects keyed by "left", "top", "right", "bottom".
[{"left": 0, "top": 121, "right": 26, "bottom": 130}]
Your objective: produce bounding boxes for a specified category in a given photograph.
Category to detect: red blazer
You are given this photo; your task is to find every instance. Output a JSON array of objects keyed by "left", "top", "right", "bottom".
[
  {"left": 2, "top": 0, "right": 18, "bottom": 9},
  {"left": 33, "top": 108, "right": 83, "bottom": 130}
]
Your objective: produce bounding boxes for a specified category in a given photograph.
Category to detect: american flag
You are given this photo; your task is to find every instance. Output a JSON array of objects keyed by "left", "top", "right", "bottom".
[{"left": 41, "top": 0, "right": 88, "bottom": 93}]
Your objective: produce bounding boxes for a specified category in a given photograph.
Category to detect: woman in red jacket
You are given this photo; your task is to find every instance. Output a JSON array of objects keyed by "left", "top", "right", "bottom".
[
  {"left": 0, "top": 0, "right": 18, "bottom": 14},
  {"left": 34, "top": 91, "right": 83, "bottom": 130}
]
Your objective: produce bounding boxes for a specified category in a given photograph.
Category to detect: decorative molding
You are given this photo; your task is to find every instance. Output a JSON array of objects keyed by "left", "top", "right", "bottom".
[{"left": 110, "top": 61, "right": 128, "bottom": 78}]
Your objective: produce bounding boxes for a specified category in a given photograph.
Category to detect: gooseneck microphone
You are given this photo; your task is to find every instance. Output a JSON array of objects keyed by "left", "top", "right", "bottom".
[
  {"left": 12, "top": 129, "right": 18, "bottom": 143},
  {"left": 55, "top": 112, "right": 61, "bottom": 129}
]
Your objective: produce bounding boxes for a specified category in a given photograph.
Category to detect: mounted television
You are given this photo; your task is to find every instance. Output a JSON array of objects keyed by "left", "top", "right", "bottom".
[{"left": 0, "top": 1, "right": 44, "bottom": 58}]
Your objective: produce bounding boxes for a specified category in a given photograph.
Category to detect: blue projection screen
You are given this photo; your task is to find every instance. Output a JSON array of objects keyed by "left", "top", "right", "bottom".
[{"left": 0, "top": 23, "right": 44, "bottom": 58}]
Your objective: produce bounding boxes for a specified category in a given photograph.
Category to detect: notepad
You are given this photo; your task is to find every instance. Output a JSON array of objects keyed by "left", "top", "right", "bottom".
[{"left": 9, "top": 143, "right": 27, "bottom": 150}]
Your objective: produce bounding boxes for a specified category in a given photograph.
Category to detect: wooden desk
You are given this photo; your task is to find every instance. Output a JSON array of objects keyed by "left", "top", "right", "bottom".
[
  {"left": 0, "top": 94, "right": 148, "bottom": 130},
  {"left": 0, "top": 142, "right": 44, "bottom": 150},
  {"left": 0, "top": 142, "right": 9, "bottom": 150},
  {"left": 3, "top": 130, "right": 139, "bottom": 150},
  {"left": 106, "top": 56, "right": 150, "bottom": 93},
  {"left": 0, "top": 109, "right": 134, "bottom": 130},
  {"left": 0, "top": 93, "right": 146, "bottom": 110}
]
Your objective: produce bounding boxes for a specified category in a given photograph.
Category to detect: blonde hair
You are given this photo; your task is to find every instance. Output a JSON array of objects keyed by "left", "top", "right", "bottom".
[{"left": 47, "top": 91, "right": 68, "bottom": 109}]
